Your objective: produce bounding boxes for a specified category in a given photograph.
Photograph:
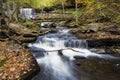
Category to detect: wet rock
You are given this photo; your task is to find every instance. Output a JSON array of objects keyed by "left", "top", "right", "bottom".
[
  {"left": 23, "top": 33, "right": 38, "bottom": 37},
  {"left": 115, "top": 49, "right": 120, "bottom": 54},
  {"left": 73, "top": 56, "right": 86, "bottom": 66},
  {"left": 20, "top": 37, "right": 36, "bottom": 43},
  {"left": 49, "top": 29, "right": 58, "bottom": 33},
  {"left": 75, "top": 61, "right": 81, "bottom": 66},
  {"left": 87, "top": 38, "right": 120, "bottom": 47},
  {"left": 41, "top": 22, "right": 57, "bottom": 28},
  {"left": 113, "top": 64, "right": 120, "bottom": 73},
  {"left": 87, "top": 56, "right": 99, "bottom": 59},
  {"left": 104, "top": 47, "right": 116, "bottom": 54},
  {"left": 50, "top": 23, "right": 56, "bottom": 28},
  {"left": 58, "top": 50, "right": 63, "bottom": 56},
  {"left": 80, "top": 60, "right": 115, "bottom": 73},
  {"left": 74, "top": 56, "right": 86, "bottom": 60},
  {"left": 90, "top": 49, "right": 106, "bottom": 54}
]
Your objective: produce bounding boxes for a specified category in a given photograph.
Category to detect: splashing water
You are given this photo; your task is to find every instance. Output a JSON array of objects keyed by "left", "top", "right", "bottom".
[{"left": 28, "top": 28, "right": 117, "bottom": 80}]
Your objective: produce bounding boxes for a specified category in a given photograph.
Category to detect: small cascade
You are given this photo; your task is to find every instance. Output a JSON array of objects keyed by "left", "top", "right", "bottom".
[
  {"left": 64, "top": 39, "right": 88, "bottom": 48},
  {"left": 20, "top": 8, "right": 33, "bottom": 19},
  {"left": 28, "top": 26, "right": 117, "bottom": 80}
]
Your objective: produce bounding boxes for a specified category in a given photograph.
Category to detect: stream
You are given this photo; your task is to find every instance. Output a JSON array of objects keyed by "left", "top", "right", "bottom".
[{"left": 27, "top": 24, "right": 120, "bottom": 80}]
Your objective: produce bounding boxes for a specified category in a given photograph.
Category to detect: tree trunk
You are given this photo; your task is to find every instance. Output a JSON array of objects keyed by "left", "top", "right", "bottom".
[
  {"left": 0, "top": 0, "right": 5, "bottom": 17},
  {"left": 6, "top": 2, "right": 12, "bottom": 20},
  {"left": 75, "top": 0, "right": 78, "bottom": 25},
  {"left": 11, "top": 2, "right": 19, "bottom": 21},
  {"left": 0, "top": 0, "right": 2, "bottom": 16},
  {"left": 61, "top": 0, "right": 65, "bottom": 18}
]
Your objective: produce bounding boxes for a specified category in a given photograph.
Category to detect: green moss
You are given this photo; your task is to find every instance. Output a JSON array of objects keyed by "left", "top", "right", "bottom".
[
  {"left": 23, "top": 22, "right": 40, "bottom": 31},
  {"left": 0, "top": 58, "right": 8, "bottom": 67},
  {"left": 114, "top": 15, "right": 120, "bottom": 23},
  {"left": 117, "top": 27, "right": 120, "bottom": 34},
  {"left": 24, "top": 22, "right": 36, "bottom": 28},
  {"left": 78, "top": 0, "right": 120, "bottom": 23}
]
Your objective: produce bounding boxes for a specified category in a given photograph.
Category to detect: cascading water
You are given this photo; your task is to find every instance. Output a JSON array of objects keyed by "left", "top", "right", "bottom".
[
  {"left": 27, "top": 26, "right": 117, "bottom": 80},
  {"left": 20, "top": 8, "right": 33, "bottom": 19}
]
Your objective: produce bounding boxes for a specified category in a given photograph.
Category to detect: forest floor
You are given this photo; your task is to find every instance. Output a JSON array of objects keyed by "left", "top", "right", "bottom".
[
  {"left": 0, "top": 41, "right": 39, "bottom": 80},
  {"left": 0, "top": 22, "right": 40, "bottom": 79}
]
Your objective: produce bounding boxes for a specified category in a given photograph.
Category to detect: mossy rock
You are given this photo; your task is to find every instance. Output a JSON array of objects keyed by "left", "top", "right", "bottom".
[
  {"left": 86, "top": 23, "right": 104, "bottom": 32},
  {"left": 24, "top": 22, "right": 35, "bottom": 28},
  {"left": 117, "top": 27, "right": 120, "bottom": 34},
  {"left": 79, "top": 26, "right": 88, "bottom": 33},
  {"left": 50, "top": 29, "right": 58, "bottom": 33},
  {"left": 23, "top": 33, "right": 38, "bottom": 37},
  {"left": 20, "top": 37, "right": 36, "bottom": 43},
  {"left": 68, "top": 21, "right": 76, "bottom": 28}
]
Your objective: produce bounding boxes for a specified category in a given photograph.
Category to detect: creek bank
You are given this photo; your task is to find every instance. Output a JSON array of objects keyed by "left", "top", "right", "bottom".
[
  {"left": 67, "top": 22, "right": 120, "bottom": 80},
  {"left": 0, "top": 41, "right": 40, "bottom": 80},
  {"left": 69, "top": 22, "right": 120, "bottom": 46},
  {"left": 0, "top": 22, "right": 42, "bottom": 79}
]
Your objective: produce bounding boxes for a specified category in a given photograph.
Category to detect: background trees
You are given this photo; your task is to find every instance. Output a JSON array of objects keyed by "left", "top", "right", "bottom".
[{"left": 0, "top": 0, "right": 119, "bottom": 23}]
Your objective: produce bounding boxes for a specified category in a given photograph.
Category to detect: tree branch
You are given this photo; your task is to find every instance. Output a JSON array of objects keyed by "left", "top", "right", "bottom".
[{"left": 46, "top": 48, "right": 84, "bottom": 54}]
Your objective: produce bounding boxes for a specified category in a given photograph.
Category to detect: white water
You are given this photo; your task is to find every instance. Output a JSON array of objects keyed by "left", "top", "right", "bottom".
[
  {"left": 20, "top": 8, "right": 34, "bottom": 19},
  {"left": 28, "top": 28, "right": 117, "bottom": 80}
]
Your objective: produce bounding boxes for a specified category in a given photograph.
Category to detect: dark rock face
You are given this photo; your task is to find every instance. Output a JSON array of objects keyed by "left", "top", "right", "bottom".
[
  {"left": 74, "top": 56, "right": 86, "bottom": 60},
  {"left": 20, "top": 37, "right": 36, "bottom": 43},
  {"left": 87, "top": 38, "right": 120, "bottom": 47},
  {"left": 74, "top": 58, "right": 120, "bottom": 80},
  {"left": 0, "top": 18, "right": 6, "bottom": 26}
]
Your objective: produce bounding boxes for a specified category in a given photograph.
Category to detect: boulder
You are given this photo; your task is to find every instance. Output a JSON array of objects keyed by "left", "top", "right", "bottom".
[
  {"left": 87, "top": 23, "right": 104, "bottom": 32},
  {"left": 41, "top": 22, "right": 57, "bottom": 28}
]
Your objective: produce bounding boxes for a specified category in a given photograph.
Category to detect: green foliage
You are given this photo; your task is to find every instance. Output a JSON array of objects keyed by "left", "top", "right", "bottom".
[
  {"left": 114, "top": 15, "right": 120, "bottom": 23},
  {"left": 7, "top": 0, "right": 60, "bottom": 8},
  {"left": 24, "top": 22, "right": 36, "bottom": 28},
  {"left": 96, "top": 2, "right": 106, "bottom": 9},
  {"left": 78, "top": 0, "right": 120, "bottom": 23},
  {"left": 23, "top": 21, "right": 40, "bottom": 31},
  {"left": 117, "top": 27, "right": 120, "bottom": 34},
  {"left": 0, "top": 58, "right": 8, "bottom": 67}
]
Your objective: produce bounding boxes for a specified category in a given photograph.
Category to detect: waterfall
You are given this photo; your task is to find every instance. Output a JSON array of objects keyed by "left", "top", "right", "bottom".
[
  {"left": 28, "top": 27, "right": 117, "bottom": 80},
  {"left": 20, "top": 8, "right": 33, "bottom": 19}
]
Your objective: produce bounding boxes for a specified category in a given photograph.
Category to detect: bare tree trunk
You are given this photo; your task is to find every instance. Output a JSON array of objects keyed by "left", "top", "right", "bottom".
[
  {"left": 0, "top": 0, "right": 5, "bottom": 17},
  {"left": 13, "top": 2, "right": 18, "bottom": 21},
  {"left": 6, "top": 2, "right": 12, "bottom": 20},
  {"left": 0, "top": 0, "right": 2, "bottom": 16},
  {"left": 61, "top": 0, "right": 65, "bottom": 18},
  {"left": 11, "top": 2, "right": 19, "bottom": 21},
  {"left": 75, "top": 0, "right": 78, "bottom": 25}
]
